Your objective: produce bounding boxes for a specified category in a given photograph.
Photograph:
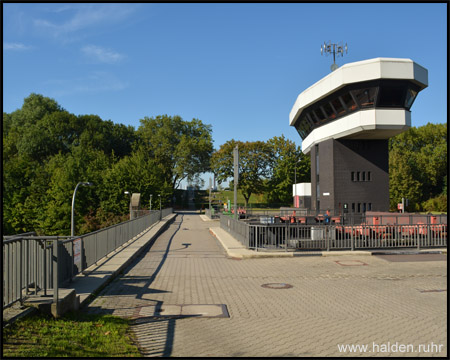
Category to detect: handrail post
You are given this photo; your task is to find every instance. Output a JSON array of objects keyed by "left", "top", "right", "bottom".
[
  {"left": 326, "top": 225, "right": 330, "bottom": 251},
  {"left": 53, "top": 239, "right": 59, "bottom": 306},
  {"left": 285, "top": 223, "right": 288, "bottom": 252},
  {"left": 19, "top": 240, "right": 23, "bottom": 305},
  {"left": 43, "top": 241, "right": 47, "bottom": 296},
  {"left": 246, "top": 222, "right": 250, "bottom": 248},
  {"left": 417, "top": 225, "right": 420, "bottom": 250}
]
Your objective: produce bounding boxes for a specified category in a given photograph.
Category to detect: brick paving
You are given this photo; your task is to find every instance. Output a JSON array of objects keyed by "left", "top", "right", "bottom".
[{"left": 84, "top": 212, "right": 447, "bottom": 357}]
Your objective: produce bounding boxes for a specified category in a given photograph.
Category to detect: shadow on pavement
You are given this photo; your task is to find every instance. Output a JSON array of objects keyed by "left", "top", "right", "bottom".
[{"left": 85, "top": 214, "right": 185, "bottom": 357}]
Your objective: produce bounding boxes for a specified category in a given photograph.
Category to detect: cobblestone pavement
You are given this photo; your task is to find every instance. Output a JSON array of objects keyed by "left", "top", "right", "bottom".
[{"left": 85, "top": 212, "right": 447, "bottom": 357}]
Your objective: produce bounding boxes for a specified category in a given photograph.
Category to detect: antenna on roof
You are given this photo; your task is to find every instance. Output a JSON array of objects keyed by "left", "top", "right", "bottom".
[{"left": 321, "top": 41, "right": 348, "bottom": 72}]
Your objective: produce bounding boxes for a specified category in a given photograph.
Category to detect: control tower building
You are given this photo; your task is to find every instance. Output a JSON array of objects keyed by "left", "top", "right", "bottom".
[{"left": 290, "top": 58, "right": 428, "bottom": 213}]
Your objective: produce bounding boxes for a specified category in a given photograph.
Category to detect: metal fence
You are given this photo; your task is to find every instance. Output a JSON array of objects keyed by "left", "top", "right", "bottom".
[
  {"left": 3, "top": 208, "right": 173, "bottom": 309},
  {"left": 205, "top": 208, "right": 220, "bottom": 219},
  {"left": 220, "top": 214, "right": 448, "bottom": 252},
  {"left": 244, "top": 209, "right": 447, "bottom": 226}
]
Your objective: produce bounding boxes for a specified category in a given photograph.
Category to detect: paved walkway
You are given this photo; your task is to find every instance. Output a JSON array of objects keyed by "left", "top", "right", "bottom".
[{"left": 84, "top": 212, "right": 447, "bottom": 357}]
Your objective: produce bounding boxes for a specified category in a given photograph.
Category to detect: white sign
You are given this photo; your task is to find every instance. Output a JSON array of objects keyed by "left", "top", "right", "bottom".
[
  {"left": 323, "top": 192, "right": 330, "bottom": 196},
  {"left": 73, "top": 238, "right": 82, "bottom": 266}
]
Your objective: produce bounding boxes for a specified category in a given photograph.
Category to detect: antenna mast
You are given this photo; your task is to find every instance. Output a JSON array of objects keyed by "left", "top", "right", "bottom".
[{"left": 321, "top": 41, "right": 348, "bottom": 71}]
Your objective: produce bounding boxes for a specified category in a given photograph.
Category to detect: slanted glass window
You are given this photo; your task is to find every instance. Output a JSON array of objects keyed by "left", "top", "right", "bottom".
[
  {"left": 306, "top": 113, "right": 316, "bottom": 126},
  {"left": 353, "top": 87, "right": 377, "bottom": 108},
  {"left": 340, "top": 93, "right": 357, "bottom": 112},
  {"left": 331, "top": 98, "right": 346, "bottom": 117},
  {"left": 296, "top": 118, "right": 311, "bottom": 139},
  {"left": 378, "top": 85, "right": 406, "bottom": 107},
  {"left": 404, "top": 88, "right": 418, "bottom": 109},
  {"left": 296, "top": 127, "right": 305, "bottom": 139},
  {"left": 313, "top": 108, "right": 327, "bottom": 124},
  {"left": 322, "top": 102, "right": 336, "bottom": 120},
  {"left": 307, "top": 110, "right": 317, "bottom": 124}
]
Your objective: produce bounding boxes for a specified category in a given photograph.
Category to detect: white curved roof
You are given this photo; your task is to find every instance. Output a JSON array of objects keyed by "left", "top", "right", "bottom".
[{"left": 289, "top": 57, "right": 428, "bottom": 127}]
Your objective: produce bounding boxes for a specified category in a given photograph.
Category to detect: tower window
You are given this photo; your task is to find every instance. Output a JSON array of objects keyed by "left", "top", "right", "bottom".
[
  {"left": 353, "top": 87, "right": 378, "bottom": 108},
  {"left": 405, "top": 88, "right": 418, "bottom": 109},
  {"left": 331, "top": 97, "right": 346, "bottom": 116},
  {"left": 378, "top": 85, "right": 406, "bottom": 107},
  {"left": 341, "top": 92, "right": 357, "bottom": 112}
]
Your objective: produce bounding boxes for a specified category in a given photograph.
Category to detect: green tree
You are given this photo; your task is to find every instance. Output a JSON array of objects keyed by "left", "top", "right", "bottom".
[
  {"left": 2, "top": 154, "right": 41, "bottom": 234},
  {"left": 211, "top": 139, "right": 272, "bottom": 207},
  {"left": 3, "top": 94, "right": 65, "bottom": 161},
  {"left": 389, "top": 123, "right": 447, "bottom": 211},
  {"left": 266, "top": 135, "right": 310, "bottom": 205},
  {"left": 136, "top": 115, "right": 213, "bottom": 190},
  {"left": 3, "top": 95, "right": 216, "bottom": 235},
  {"left": 98, "top": 148, "right": 169, "bottom": 216},
  {"left": 38, "top": 147, "right": 109, "bottom": 235}
]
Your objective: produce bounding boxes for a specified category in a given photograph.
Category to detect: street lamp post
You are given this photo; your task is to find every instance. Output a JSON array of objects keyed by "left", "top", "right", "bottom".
[
  {"left": 71, "top": 182, "right": 93, "bottom": 237},
  {"left": 150, "top": 194, "right": 153, "bottom": 211},
  {"left": 124, "top": 191, "right": 132, "bottom": 220}
]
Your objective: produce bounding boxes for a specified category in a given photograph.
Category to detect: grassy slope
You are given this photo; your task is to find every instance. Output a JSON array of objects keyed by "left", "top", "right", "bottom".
[{"left": 2, "top": 311, "right": 141, "bottom": 357}]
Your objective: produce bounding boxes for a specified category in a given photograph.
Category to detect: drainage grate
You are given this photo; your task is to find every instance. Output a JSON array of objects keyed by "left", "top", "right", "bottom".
[
  {"left": 261, "top": 283, "right": 293, "bottom": 289},
  {"left": 133, "top": 304, "right": 229, "bottom": 318}
]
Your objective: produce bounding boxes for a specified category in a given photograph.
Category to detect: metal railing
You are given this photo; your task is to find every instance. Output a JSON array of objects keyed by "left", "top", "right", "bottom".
[
  {"left": 220, "top": 214, "right": 448, "bottom": 252},
  {"left": 230, "top": 207, "right": 448, "bottom": 226},
  {"left": 3, "top": 235, "right": 63, "bottom": 309},
  {"left": 3, "top": 208, "right": 173, "bottom": 309},
  {"left": 205, "top": 208, "right": 220, "bottom": 219}
]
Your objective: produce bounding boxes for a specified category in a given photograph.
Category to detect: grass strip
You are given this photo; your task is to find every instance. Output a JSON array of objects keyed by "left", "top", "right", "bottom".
[{"left": 2, "top": 311, "right": 141, "bottom": 357}]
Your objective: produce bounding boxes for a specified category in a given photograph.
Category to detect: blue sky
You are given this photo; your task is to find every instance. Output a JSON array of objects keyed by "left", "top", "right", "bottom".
[{"left": 3, "top": 3, "right": 447, "bottom": 188}]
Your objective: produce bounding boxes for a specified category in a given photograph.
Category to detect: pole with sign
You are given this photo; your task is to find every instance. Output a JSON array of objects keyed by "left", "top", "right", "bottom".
[{"left": 233, "top": 145, "right": 239, "bottom": 219}]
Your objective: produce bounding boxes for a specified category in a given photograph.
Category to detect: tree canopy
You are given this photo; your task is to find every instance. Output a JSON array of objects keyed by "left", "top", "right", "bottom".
[
  {"left": 3, "top": 94, "right": 213, "bottom": 235},
  {"left": 210, "top": 136, "right": 311, "bottom": 207},
  {"left": 389, "top": 122, "right": 447, "bottom": 212},
  {"left": 136, "top": 115, "right": 213, "bottom": 189},
  {"left": 266, "top": 135, "right": 310, "bottom": 205}
]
